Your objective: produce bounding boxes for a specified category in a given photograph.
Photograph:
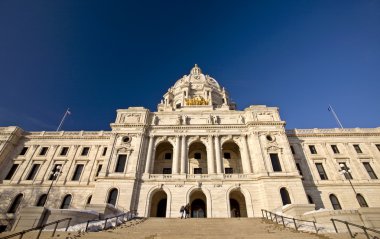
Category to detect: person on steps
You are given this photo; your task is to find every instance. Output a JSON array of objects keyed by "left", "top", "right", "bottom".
[
  {"left": 184, "top": 203, "right": 190, "bottom": 219},
  {"left": 180, "top": 205, "right": 185, "bottom": 219}
]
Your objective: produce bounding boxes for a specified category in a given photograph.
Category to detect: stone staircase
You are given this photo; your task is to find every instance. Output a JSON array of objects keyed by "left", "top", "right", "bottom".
[
  {"left": 1, "top": 218, "right": 377, "bottom": 239},
  {"left": 77, "top": 217, "right": 329, "bottom": 239}
]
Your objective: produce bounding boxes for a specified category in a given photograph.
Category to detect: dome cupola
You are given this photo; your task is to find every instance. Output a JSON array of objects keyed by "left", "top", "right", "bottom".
[{"left": 157, "top": 65, "right": 236, "bottom": 112}]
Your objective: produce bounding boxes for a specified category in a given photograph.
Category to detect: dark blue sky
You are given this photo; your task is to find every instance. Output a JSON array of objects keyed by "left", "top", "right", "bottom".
[{"left": 0, "top": 1, "right": 379, "bottom": 131}]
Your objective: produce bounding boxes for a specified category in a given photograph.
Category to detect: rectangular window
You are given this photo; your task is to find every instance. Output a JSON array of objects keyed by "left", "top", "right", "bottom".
[
  {"left": 270, "top": 153, "right": 282, "bottom": 172},
  {"left": 39, "top": 147, "right": 48, "bottom": 156},
  {"left": 296, "top": 163, "right": 303, "bottom": 177},
  {"left": 115, "top": 155, "right": 127, "bottom": 172},
  {"left": 290, "top": 146, "right": 295, "bottom": 155},
  {"left": 376, "top": 144, "right": 380, "bottom": 152},
  {"left": 353, "top": 144, "right": 363, "bottom": 154},
  {"left": 81, "top": 147, "right": 90, "bottom": 156},
  {"left": 176, "top": 103, "right": 181, "bottom": 109},
  {"left": 331, "top": 145, "right": 340, "bottom": 154},
  {"left": 339, "top": 162, "right": 353, "bottom": 179},
  {"left": 5, "top": 164, "right": 19, "bottom": 180},
  {"left": 102, "top": 147, "right": 107, "bottom": 156},
  {"left": 20, "top": 147, "right": 28, "bottom": 156},
  {"left": 60, "top": 147, "right": 69, "bottom": 156},
  {"left": 194, "top": 168, "right": 202, "bottom": 174},
  {"left": 309, "top": 145, "right": 317, "bottom": 154},
  {"left": 164, "top": 153, "right": 172, "bottom": 160},
  {"left": 71, "top": 164, "right": 84, "bottom": 181},
  {"left": 26, "top": 164, "right": 40, "bottom": 180},
  {"left": 363, "top": 162, "right": 378, "bottom": 179},
  {"left": 224, "top": 152, "right": 231, "bottom": 159},
  {"left": 315, "top": 163, "right": 328, "bottom": 180},
  {"left": 225, "top": 168, "right": 233, "bottom": 174},
  {"left": 49, "top": 164, "right": 62, "bottom": 180},
  {"left": 96, "top": 164, "right": 102, "bottom": 177},
  {"left": 162, "top": 168, "right": 172, "bottom": 174},
  {"left": 194, "top": 153, "right": 201, "bottom": 160}
]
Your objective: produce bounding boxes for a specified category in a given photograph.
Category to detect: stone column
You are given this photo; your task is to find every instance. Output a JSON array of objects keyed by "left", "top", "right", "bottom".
[
  {"left": 248, "top": 132, "right": 266, "bottom": 173},
  {"left": 62, "top": 145, "right": 80, "bottom": 183},
  {"left": 16, "top": 145, "right": 39, "bottom": 183},
  {"left": 181, "top": 135, "right": 187, "bottom": 174},
  {"left": 173, "top": 136, "right": 180, "bottom": 174},
  {"left": 241, "top": 135, "right": 252, "bottom": 174},
  {"left": 86, "top": 145, "right": 101, "bottom": 183},
  {"left": 207, "top": 135, "right": 215, "bottom": 174},
  {"left": 144, "top": 136, "right": 155, "bottom": 174},
  {"left": 37, "top": 145, "right": 59, "bottom": 183},
  {"left": 214, "top": 135, "right": 223, "bottom": 174}
]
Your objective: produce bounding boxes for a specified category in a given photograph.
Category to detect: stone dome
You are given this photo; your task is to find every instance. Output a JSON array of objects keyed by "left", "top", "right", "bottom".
[{"left": 158, "top": 65, "right": 236, "bottom": 111}]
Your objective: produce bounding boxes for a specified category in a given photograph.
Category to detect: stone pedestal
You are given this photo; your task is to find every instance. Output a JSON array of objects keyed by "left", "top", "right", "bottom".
[
  {"left": 282, "top": 204, "right": 316, "bottom": 218},
  {"left": 12, "top": 207, "right": 46, "bottom": 231}
]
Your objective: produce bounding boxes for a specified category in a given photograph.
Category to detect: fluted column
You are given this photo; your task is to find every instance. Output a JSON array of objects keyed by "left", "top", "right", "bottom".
[
  {"left": 241, "top": 134, "right": 252, "bottom": 173},
  {"left": 181, "top": 135, "right": 187, "bottom": 174},
  {"left": 173, "top": 136, "right": 180, "bottom": 174},
  {"left": 214, "top": 135, "right": 223, "bottom": 174},
  {"left": 144, "top": 136, "right": 155, "bottom": 174},
  {"left": 207, "top": 135, "right": 215, "bottom": 174}
]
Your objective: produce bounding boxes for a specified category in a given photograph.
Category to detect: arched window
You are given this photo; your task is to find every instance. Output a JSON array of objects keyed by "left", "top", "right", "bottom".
[
  {"left": 307, "top": 194, "right": 314, "bottom": 204},
  {"left": 356, "top": 194, "right": 368, "bottom": 207},
  {"left": 36, "top": 194, "right": 47, "bottom": 207},
  {"left": 107, "top": 188, "right": 118, "bottom": 206},
  {"left": 329, "top": 194, "right": 342, "bottom": 210},
  {"left": 280, "top": 188, "right": 291, "bottom": 205},
  {"left": 86, "top": 195, "right": 92, "bottom": 205},
  {"left": 7, "top": 194, "right": 23, "bottom": 213},
  {"left": 60, "top": 195, "right": 72, "bottom": 209}
]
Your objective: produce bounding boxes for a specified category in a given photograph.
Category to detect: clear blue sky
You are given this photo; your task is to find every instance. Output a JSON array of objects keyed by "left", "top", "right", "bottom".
[{"left": 0, "top": 0, "right": 379, "bottom": 131}]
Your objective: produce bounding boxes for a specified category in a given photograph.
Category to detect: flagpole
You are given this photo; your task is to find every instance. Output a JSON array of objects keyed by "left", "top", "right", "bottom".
[
  {"left": 328, "top": 104, "right": 344, "bottom": 129},
  {"left": 56, "top": 108, "right": 70, "bottom": 131}
]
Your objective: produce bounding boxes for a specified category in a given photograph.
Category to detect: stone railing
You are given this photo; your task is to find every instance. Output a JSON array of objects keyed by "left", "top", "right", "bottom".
[
  {"left": 223, "top": 174, "right": 249, "bottom": 179},
  {"left": 146, "top": 174, "right": 250, "bottom": 180},
  {"left": 27, "top": 131, "right": 112, "bottom": 137}
]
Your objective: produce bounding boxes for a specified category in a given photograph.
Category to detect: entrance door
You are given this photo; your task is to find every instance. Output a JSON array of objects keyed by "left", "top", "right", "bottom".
[
  {"left": 230, "top": 199, "right": 241, "bottom": 217},
  {"left": 156, "top": 199, "right": 167, "bottom": 217},
  {"left": 191, "top": 199, "right": 206, "bottom": 218}
]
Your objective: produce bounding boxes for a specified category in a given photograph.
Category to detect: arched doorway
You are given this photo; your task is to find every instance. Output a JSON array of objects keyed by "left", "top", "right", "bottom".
[
  {"left": 229, "top": 190, "right": 247, "bottom": 217},
  {"left": 153, "top": 142, "right": 173, "bottom": 174},
  {"left": 189, "top": 189, "right": 207, "bottom": 218},
  {"left": 188, "top": 142, "right": 207, "bottom": 174},
  {"left": 149, "top": 190, "right": 167, "bottom": 217},
  {"left": 191, "top": 199, "right": 206, "bottom": 218},
  {"left": 156, "top": 199, "right": 167, "bottom": 217},
  {"left": 222, "top": 141, "right": 242, "bottom": 174}
]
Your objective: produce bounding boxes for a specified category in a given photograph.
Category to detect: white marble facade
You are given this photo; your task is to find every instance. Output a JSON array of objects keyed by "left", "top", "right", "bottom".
[{"left": 0, "top": 65, "right": 379, "bottom": 222}]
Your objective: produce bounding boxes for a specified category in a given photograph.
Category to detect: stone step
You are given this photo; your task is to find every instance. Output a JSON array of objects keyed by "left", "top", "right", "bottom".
[{"left": 77, "top": 218, "right": 327, "bottom": 239}]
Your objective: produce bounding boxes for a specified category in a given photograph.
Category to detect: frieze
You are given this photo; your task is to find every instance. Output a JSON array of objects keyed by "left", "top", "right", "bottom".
[{"left": 266, "top": 145, "right": 283, "bottom": 153}]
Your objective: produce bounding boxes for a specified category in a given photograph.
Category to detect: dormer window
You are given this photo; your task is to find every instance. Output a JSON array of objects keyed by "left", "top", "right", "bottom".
[{"left": 176, "top": 103, "right": 181, "bottom": 109}]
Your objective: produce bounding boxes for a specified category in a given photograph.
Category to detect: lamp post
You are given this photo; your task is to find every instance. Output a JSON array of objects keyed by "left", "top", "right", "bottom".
[
  {"left": 43, "top": 165, "right": 62, "bottom": 206},
  {"left": 339, "top": 163, "right": 356, "bottom": 194},
  {"left": 338, "top": 163, "right": 363, "bottom": 208}
]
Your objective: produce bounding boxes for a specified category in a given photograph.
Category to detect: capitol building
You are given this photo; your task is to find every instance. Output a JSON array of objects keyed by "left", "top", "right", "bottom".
[{"left": 0, "top": 65, "right": 379, "bottom": 231}]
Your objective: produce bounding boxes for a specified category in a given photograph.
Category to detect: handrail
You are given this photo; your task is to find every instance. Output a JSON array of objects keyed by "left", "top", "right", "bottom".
[
  {"left": 85, "top": 212, "right": 131, "bottom": 232},
  {"left": 261, "top": 209, "right": 319, "bottom": 234},
  {"left": 331, "top": 218, "right": 380, "bottom": 239},
  {"left": 0, "top": 217, "right": 72, "bottom": 239}
]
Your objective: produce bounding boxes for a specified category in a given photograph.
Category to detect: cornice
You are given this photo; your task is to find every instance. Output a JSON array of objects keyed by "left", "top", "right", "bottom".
[{"left": 286, "top": 128, "right": 380, "bottom": 138}]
